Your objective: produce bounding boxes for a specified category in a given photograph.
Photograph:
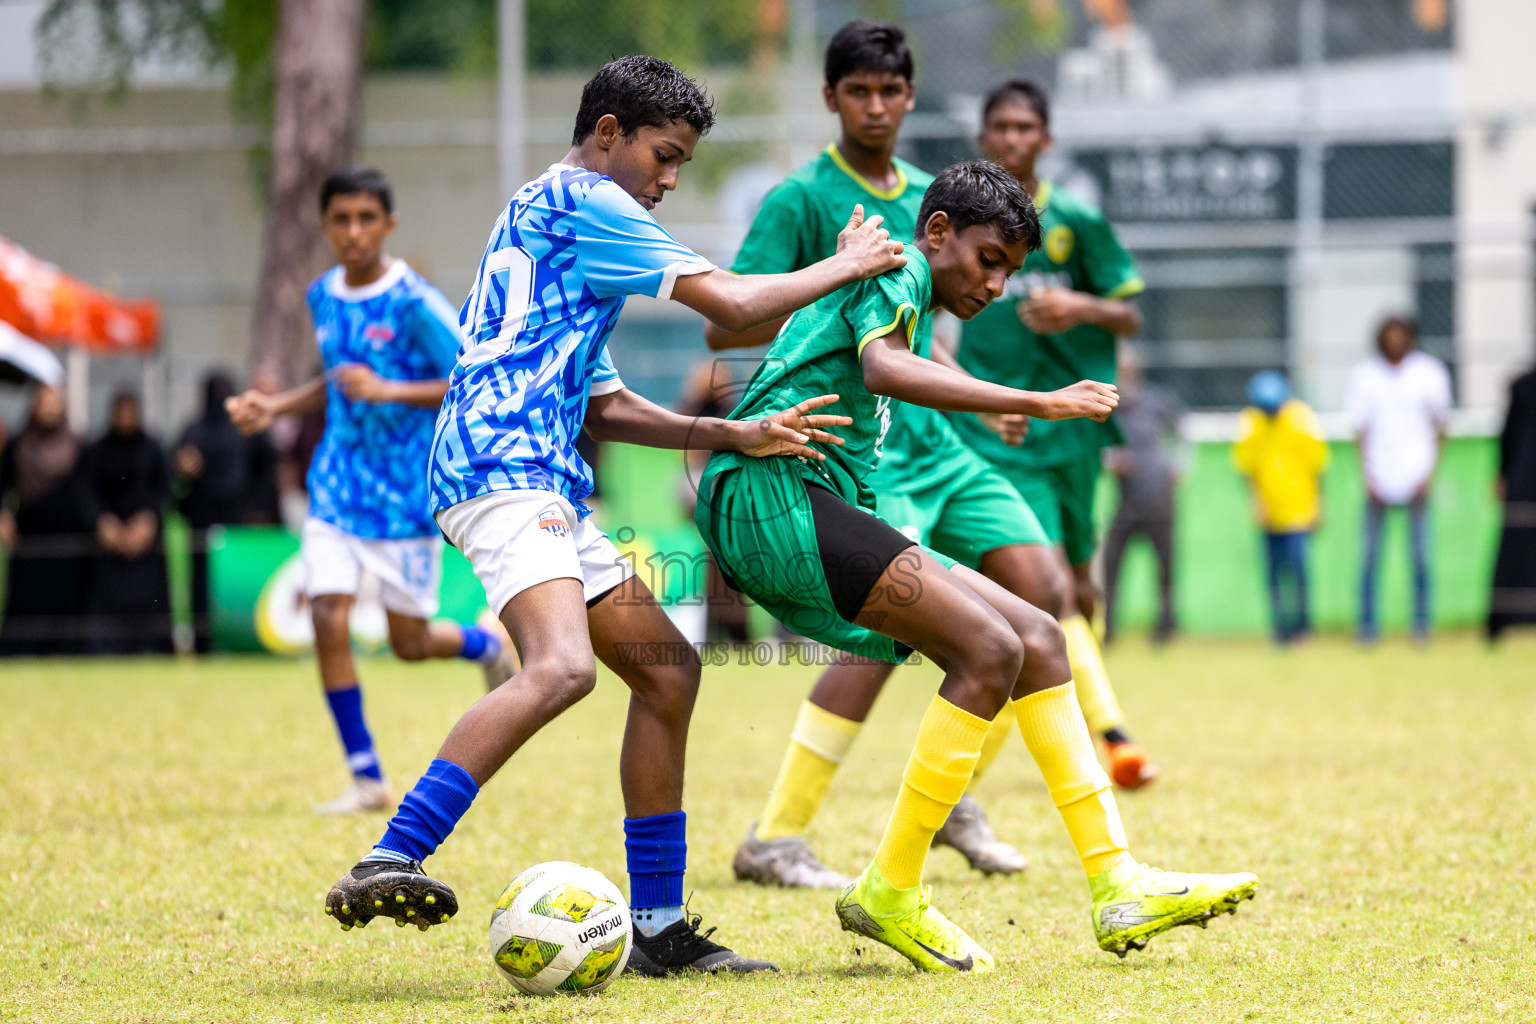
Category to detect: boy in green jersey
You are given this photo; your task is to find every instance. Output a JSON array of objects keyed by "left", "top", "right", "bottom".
[
  {"left": 696, "top": 161, "right": 1258, "bottom": 973},
  {"left": 957, "top": 78, "right": 1157, "bottom": 785},
  {"left": 707, "top": 22, "right": 1151, "bottom": 896}
]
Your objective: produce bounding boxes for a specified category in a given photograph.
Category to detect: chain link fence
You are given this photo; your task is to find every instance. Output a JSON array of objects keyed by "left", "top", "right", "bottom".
[
  {"left": 600, "top": 0, "right": 1498, "bottom": 415},
  {"left": 1, "top": 0, "right": 1527, "bottom": 423}
]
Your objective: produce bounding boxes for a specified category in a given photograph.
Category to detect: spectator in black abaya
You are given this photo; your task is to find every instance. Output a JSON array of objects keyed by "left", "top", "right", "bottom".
[
  {"left": 243, "top": 427, "right": 281, "bottom": 525},
  {"left": 174, "top": 372, "right": 250, "bottom": 652},
  {"left": 87, "top": 391, "right": 172, "bottom": 654},
  {"left": 1488, "top": 368, "right": 1536, "bottom": 639},
  {"left": 0, "top": 385, "right": 95, "bottom": 655}
]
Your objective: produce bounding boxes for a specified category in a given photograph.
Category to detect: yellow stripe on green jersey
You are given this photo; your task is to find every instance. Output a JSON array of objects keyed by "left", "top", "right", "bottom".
[
  {"left": 708, "top": 244, "right": 934, "bottom": 511},
  {"left": 727, "top": 144, "right": 978, "bottom": 495}
]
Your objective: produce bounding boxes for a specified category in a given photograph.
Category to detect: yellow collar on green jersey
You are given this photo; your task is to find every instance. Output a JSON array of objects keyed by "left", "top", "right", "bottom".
[
  {"left": 827, "top": 143, "right": 909, "bottom": 201},
  {"left": 1033, "top": 179, "right": 1053, "bottom": 213}
]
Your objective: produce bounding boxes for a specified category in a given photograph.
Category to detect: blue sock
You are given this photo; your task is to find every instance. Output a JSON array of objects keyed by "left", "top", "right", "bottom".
[
  {"left": 457, "top": 625, "right": 502, "bottom": 665},
  {"left": 625, "top": 811, "right": 686, "bottom": 936},
  {"left": 372, "top": 758, "right": 479, "bottom": 863},
  {"left": 325, "top": 685, "right": 382, "bottom": 781}
]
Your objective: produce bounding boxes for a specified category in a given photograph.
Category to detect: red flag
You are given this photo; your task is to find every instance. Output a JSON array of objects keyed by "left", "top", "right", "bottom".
[{"left": 0, "top": 236, "right": 160, "bottom": 354}]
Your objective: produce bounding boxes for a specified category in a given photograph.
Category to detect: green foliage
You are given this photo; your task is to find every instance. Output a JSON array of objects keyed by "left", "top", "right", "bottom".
[
  {"left": 37, "top": 0, "right": 769, "bottom": 111},
  {"left": 365, "top": 0, "right": 494, "bottom": 75},
  {"left": 528, "top": 0, "right": 759, "bottom": 70},
  {"left": 37, "top": 0, "right": 275, "bottom": 121},
  {"left": 36, "top": 0, "right": 219, "bottom": 99},
  {"left": 991, "top": 0, "right": 1070, "bottom": 61}
]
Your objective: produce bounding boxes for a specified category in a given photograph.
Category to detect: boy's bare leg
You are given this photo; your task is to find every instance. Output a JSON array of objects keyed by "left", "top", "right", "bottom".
[
  {"left": 311, "top": 594, "right": 395, "bottom": 814},
  {"left": 586, "top": 574, "right": 778, "bottom": 975},
  {"left": 385, "top": 610, "right": 517, "bottom": 691}
]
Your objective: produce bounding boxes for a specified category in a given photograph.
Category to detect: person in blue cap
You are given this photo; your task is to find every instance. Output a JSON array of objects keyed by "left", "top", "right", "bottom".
[{"left": 1232, "top": 370, "right": 1330, "bottom": 644}]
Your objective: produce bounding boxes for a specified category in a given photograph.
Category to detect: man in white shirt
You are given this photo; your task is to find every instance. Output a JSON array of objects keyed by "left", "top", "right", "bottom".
[{"left": 1345, "top": 316, "right": 1452, "bottom": 642}]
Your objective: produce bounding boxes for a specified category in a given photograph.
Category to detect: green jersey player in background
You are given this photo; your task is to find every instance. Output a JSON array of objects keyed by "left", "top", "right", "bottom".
[
  {"left": 707, "top": 21, "right": 1149, "bottom": 894},
  {"left": 956, "top": 78, "right": 1159, "bottom": 787}
]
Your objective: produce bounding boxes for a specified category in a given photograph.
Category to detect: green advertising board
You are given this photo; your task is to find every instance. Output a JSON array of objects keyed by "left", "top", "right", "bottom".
[
  {"left": 208, "top": 527, "right": 492, "bottom": 653},
  {"left": 205, "top": 522, "right": 703, "bottom": 654},
  {"left": 199, "top": 435, "right": 1503, "bottom": 653}
]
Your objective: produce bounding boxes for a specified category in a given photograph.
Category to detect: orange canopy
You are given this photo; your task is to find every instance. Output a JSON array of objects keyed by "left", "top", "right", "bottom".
[{"left": 0, "top": 236, "right": 159, "bottom": 354}]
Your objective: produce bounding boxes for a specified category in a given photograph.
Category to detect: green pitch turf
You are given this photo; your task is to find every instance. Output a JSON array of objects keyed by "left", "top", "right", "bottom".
[{"left": 3, "top": 635, "right": 1533, "bottom": 1022}]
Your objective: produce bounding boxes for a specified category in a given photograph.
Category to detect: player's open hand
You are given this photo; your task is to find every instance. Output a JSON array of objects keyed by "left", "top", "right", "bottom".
[
  {"left": 836, "top": 204, "right": 906, "bottom": 281},
  {"left": 1033, "top": 380, "right": 1118, "bottom": 422},
  {"left": 978, "top": 412, "right": 1029, "bottom": 446},
  {"left": 331, "top": 363, "right": 393, "bottom": 403},
  {"left": 738, "top": 393, "right": 852, "bottom": 461},
  {"left": 225, "top": 390, "right": 275, "bottom": 435}
]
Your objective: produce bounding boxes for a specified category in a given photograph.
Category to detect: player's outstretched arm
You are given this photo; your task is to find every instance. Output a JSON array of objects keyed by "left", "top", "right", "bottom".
[
  {"left": 675, "top": 206, "right": 905, "bottom": 333},
  {"left": 583, "top": 388, "right": 850, "bottom": 462},
  {"left": 861, "top": 332, "right": 1117, "bottom": 422},
  {"left": 330, "top": 364, "right": 449, "bottom": 409},
  {"left": 225, "top": 376, "right": 326, "bottom": 435},
  {"left": 703, "top": 315, "right": 787, "bottom": 351},
  {"left": 929, "top": 328, "right": 1027, "bottom": 444}
]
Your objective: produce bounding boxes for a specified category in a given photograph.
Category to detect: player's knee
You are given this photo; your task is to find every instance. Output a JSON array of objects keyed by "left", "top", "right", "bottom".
[
  {"left": 537, "top": 657, "right": 598, "bottom": 708},
  {"left": 1026, "top": 563, "right": 1073, "bottom": 622},
  {"left": 310, "top": 597, "right": 350, "bottom": 643},
  {"left": 628, "top": 649, "right": 701, "bottom": 716},
  {"left": 1016, "top": 606, "right": 1071, "bottom": 691},
  {"left": 389, "top": 631, "right": 429, "bottom": 662},
  {"left": 959, "top": 617, "right": 1024, "bottom": 706}
]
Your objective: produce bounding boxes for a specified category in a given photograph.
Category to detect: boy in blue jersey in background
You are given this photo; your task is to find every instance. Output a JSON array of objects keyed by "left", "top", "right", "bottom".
[
  {"left": 229, "top": 167, "right": 514, "bottom": 815},
  {"left": 321, "top": 57, "right": 905, "bottom": 975}
]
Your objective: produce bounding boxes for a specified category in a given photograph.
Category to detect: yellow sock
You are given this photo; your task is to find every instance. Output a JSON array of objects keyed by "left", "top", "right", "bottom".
[
  {"left": 965, "top": 702, "right": 1014, "bottom": 793},
  {"left": 874, "top": 695, "right": 990, "bottom": 890},
  {"left": 1014, "top": 682, "right": 1134, "bottom": 877},
  {"left": 756, "top": 701, "right": 861, "bottom": 840},
  {"left": 1061, "top": 615, "right": 1125, "bottom": 736}
]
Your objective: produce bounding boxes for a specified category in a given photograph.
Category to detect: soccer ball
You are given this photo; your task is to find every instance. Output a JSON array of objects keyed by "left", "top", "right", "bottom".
[{"left": 488, "top": 861, "right": 632, "bottom": 996}]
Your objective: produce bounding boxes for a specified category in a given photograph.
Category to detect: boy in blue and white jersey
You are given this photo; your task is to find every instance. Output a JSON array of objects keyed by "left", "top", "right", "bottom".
[
  {"left": 229, "top": 167, "right": 513, "bottom": 816},
  {"left": 322, "top": 56, "right": 906, "bottom": 976}
]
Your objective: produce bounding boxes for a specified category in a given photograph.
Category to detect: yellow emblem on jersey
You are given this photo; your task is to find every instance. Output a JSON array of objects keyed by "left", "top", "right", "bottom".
[{"left": 1044, "top": 224, "right": 1075, "bottom": 264}]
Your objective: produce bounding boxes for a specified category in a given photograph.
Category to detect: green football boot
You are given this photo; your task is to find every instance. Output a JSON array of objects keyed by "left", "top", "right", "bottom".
[
  {"left": 1090, "top": 860, "right": 1259, "bottom": 957},
  {"left": 835, "top": 862, "right": 994, "bottom": 973}
]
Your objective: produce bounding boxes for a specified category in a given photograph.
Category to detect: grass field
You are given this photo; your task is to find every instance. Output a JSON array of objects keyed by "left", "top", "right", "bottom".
[{"left": 3, "top": 635, "right": 1534, "bottom": 1023}]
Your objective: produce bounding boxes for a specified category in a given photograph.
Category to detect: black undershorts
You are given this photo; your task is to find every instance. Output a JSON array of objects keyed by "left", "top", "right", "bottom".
[{"left": 805, "top": 483, "right": 917, "bottom": 623}]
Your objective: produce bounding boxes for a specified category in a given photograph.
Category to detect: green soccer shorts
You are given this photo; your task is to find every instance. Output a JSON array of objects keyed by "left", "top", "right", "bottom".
[
  {"left": 875, "top": 463, "right": 1049, "bottom": 571},
  {"left": 695, "top": 455, "right": 956, "bottom": 665},
  {"left": 994, "top": 456, "right": 1103, "bottom": 567}
]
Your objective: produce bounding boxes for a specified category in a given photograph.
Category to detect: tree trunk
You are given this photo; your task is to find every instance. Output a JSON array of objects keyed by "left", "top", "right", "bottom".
[{"left": 249, "top": 0, "right": 367, "bottom": 384}]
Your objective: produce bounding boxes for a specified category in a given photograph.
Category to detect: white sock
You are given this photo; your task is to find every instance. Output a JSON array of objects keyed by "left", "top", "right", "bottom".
[
  {"left": 632, "top": 904, "right": 684, "bottom": 937},
  {"left": 359, "top": 847, "right": 413, "bottom": 866}
]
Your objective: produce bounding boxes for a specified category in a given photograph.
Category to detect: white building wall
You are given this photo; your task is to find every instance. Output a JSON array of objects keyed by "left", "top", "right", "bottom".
[{"left": 1456, "top": 0, "right": 1536, "bottom": 410}]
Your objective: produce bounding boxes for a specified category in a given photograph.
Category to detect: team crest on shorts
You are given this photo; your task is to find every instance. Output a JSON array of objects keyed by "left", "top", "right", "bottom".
[{"left": 537, "top": 506, "right": 570, "bottom": 537}]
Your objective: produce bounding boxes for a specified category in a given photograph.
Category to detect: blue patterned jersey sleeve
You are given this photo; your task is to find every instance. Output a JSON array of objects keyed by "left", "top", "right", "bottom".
[
  {"left": 408, "top": 284, "right": 465, "bottom": 376},
  {"left": 573, "top": 180, "right": 715, "bottom": 300},
  {"left": 591, "top": 344, "right": 624, "bottom": 396}
]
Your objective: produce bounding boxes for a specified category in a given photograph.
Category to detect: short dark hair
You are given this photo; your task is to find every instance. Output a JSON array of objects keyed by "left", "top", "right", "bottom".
[
  {"left": 981, "top": 78, "right": 1051, "bottom": 128},
  {"left": 572, "top": 55, "right": 715, "bottom": 146},
  {"left": 1376, "top": 315, "right": 1419, "bottom": 353},
  {"left": 824, "top": 20, "right": 913, "bottom": 89},
  {"left": 320, "top": 166, "right": 393, "bottom": 215},
  {"left": 917, "top": 160, "right": 1042, "bottom": 250}
]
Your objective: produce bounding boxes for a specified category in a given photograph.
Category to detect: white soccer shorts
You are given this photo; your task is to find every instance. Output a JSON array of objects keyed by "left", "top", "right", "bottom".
[
  {"left": 301, "top": 517, "right": 443, "bottom": 619},
  {"left": 434, "top": 489, "right": 634, "bottom": 616}
]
